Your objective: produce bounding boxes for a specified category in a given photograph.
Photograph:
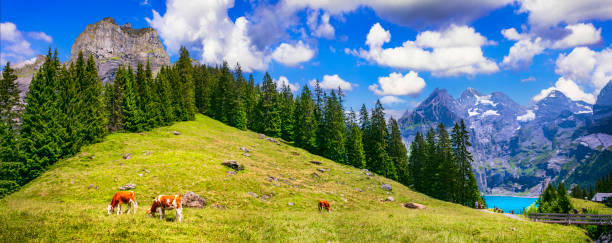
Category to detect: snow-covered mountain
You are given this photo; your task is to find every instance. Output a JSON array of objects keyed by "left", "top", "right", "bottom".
[{"left": 399, "top": 83, "right": 611, "bottom": 195}]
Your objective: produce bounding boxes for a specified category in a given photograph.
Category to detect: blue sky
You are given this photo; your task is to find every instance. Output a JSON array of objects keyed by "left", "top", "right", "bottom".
[{"left": 2, "top": 0, "right": 612, "bottom": 118}]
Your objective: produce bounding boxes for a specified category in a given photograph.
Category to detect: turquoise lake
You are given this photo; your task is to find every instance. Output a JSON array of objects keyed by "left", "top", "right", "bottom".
[{"left": 483, "top": 196, "right": 538, "bottom": 214}]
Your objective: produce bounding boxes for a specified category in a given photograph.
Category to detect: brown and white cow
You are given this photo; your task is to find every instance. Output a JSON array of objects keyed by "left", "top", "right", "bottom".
[
  {"left": 147, "top": 194, "right": 183, "bottom": 222},
  {"left": 107, "top": 191, "right": 138, "bottom": 215},
  {"left": 318, "top": 200, "right": 331, "bottom": 212}
]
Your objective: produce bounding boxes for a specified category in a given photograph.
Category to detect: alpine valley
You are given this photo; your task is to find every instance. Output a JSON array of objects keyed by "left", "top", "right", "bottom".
[{"left": 399, "top": 83, "right": 612, "bottom": 196}]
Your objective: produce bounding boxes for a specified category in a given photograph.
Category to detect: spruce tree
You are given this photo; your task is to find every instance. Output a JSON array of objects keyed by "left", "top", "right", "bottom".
[
  {"left": 279, "top": 84, "right": 295, "bottom": 141},
  {"left": 119, "top": 67, "right": 144, "bottom": 132},
  {"left": 320, "top": 90, "right": 346, "bottom": 163},
  {"left": 254, "top": 72, "right": 281, "bottom": 137},
  {"left": 345, "top": 109, "right": 366, "bottom": 168},
  {"left": 293, "top": 85, "right": 317, "bottom": 151},
  {"left": 20, "top": 50, "right": 64, "bottom": 181},
  {"left": 409, "top": 131, "right": 426, "bottom": 191},
  {"left": 58, "top": 61, "right": 81, "bottom": 155},
  {"left": 388, "top": 118, "right": 410, "bottom": 186},
  {"left": 424, "top": 127, "right": 438, "bottom": 196},
  {"left": 0, "top": 62, "right": 22, "bottom": 162},
  {"left": 436, "top": 122, "right": 456, "bottom": 202},
  {"left": 556, "top": 183, "right": 573, "bottom": 213},
  {"left": 245, "top": 74, "right": 258, "bottom": 129},
  {"left": 366, "top": 100, "right": 397, "bottom": 179},
  {"left": 177, "top": 46, "right": 196, "bottom": 120},
  {"left": 79, "top": 54, "right": 106, "bottom": 143},
  {"left": 212, "top": 62, "right": 230, "bottom": 123}
]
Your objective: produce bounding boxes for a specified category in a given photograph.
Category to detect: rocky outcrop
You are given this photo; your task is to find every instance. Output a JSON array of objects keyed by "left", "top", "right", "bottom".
[
  {"left": 9, "top": 55, "right": 46, "bottom": 97},
  {"left": 69, "top": 17, "right": 169, "bottom": 83}
]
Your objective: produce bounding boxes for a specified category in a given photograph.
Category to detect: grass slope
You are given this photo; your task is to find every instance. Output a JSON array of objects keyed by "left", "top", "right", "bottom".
[{"left": 0, "top": 115, "right": 588, "bottom": 242}]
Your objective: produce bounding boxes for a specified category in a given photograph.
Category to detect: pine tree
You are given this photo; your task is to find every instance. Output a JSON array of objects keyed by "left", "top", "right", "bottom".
[
  {"left": 79, "top": 54, "right": 106, "bottom": 143},
  {"left": 409, "top": 131, "right": 426, "bottom": 191},
  {"left": 245, "top": 74, "right": 258, "bottom": 129},
  {"left": 119, "top": 67, "right": 144, "bottom": 132},
  {"left": 134, "top": 63, "right": 151, "bottom": 130},
  {"left": 424, "top": 127, "right": 438, "bottom": 196},
  {"left": 227, "top": 64, "right": 247, "bottom": 130},
  {"left": 313, "top": 81, "right": 326, "bottom": 153},
  {"left": 0, "top": 62, "right": 22, "bottom": 162},
  {"left": 156, "top": 67, "right": 175, "bottom": 125},
  {"left": 436, "top": 122, "right": 456, "bottom": 202},
  {"left": 556, "top": 183, "right": 573, "bottom": 213},
  {"left": 388, "top": 118, "right": 410, "bottom": 186},
  {"left": 212, "top": 62, "right": 230, "bottom": 123},
  {"left": 345, "top": 109, "right": 366, "bottom": 168},
  {"left": 293, "top": 85, "right": 317, "bottom": 151},
  {"left": 320, "top": 90, "right": 346, "bottom": 163},
  {"left": 58, "top": 61, "right": 81, "bottom": 156},
  {"left": 177, "top": 46, "right": 196, "bottom": 120},
  {"left": 366, "top": 100, "right": 397, "bottom": 179},
  {"left": 144, "top": 62, "right": 163, "bottom": 128},
  {"left": 279, "top": 83, "right": 295, "bottom": 141},
  {"left": 20, "top": 49, "right": 64, "bottom": 181},
  {"left": 254, "top": 72, "right": 281, "bottom": 137}
]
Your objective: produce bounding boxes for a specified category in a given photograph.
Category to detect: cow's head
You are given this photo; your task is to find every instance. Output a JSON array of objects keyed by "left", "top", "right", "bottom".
[{"left": 107, "top": 205, "right": 113, "bottom": 215}]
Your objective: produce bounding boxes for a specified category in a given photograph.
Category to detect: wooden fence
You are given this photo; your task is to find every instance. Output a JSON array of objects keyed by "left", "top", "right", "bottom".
[{"left": 527, "top": 213, "right": 612, "bottom": 225}]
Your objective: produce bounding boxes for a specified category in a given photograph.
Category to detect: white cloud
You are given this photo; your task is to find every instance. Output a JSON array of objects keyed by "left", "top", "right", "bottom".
[
  {"left": 532, "top": 77, "right": 596, "bottom": 104},
  {"left": 310, "top": 74, "right": 355, "bottom": 91},
  {"left": 518, "top": 0, "right": 612, "bottom": 29},
  {"left": 379, "top": 96, "right": 405, "bottom": 105},
  {"left": 147, "top": 0, "right": 268, "bottom": 72},
  {"left": 521, "top": 76, "right": 536, "bottom": 82},
  {"left": 271, "top": 41, "right": 315, "bottom": 66},
  {"left": 517, "top": 110, "right": 535, "bottom": 122},
  {"left": 501, "top": 37, "right": 546, "bottom": 69},
  {"left": 368, "top": 71, "right": 426, "bottom": 96},
  {"left": 355, "top": 23, "right": 498, "bottom": 76},
  {"left": 307, "top": 10, "right": 335, "bottom": 39},
  {"left": 501, "top": 24, "right": 602, "bottom": 70},
  {"left": 274, "top": 76, "right": 299, "bottom": 93},
  {"left": 366, "top": 23, "right": 390, "bottom": 47},
  {"left": 27, "top": 32, "right": 53, "bottom": 43},
  {"left": 0, "top": 22, "right": 51, "bottom": 64},
  {"left": 552, "top": 23, "right": 601, "bottom": 49},
  {"left": 555, "top": 47, "right": 612, "bottom": 92}
]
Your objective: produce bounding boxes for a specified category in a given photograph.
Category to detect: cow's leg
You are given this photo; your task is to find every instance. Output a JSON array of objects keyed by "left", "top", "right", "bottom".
[
  {"left": 157, "top": 208, "right": 163, "bottom": 220},
  {"left": 161, "top": 208, "right": 165, "bottom": 220},
  {"left": 126, "top": 201, "right": 132, "bottom": 214},
  {"left": 176, "top": 208, "right": 182, "bottom": 223},
  {"left": 116, "top": 202, "right": 122, "bottom": 215},
  {"left": 132, "top": 200, "right": 138, "bottom": 214}
]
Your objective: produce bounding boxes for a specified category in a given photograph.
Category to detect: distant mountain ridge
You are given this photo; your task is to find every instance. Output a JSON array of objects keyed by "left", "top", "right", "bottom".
[{"left": 399, "top": 82, "right": 612, "bottom": 195}]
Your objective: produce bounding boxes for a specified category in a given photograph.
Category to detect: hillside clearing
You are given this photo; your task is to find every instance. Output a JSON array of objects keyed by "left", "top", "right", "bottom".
[{"left": 0, "top": 115, "right": 588, "bottom": 242}]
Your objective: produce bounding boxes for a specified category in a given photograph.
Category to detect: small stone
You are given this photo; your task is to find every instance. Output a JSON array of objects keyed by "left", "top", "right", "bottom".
[
  {"left": 267, "top": 176, "right": 278, "bottom": 182},
  {"left": 243, "top": 153, "right": 251, "bottom": 157},
  {"left": 310, "top": 161, "right": 323, "bottom": 165},
  {"left": 88, "top": 184, "right": 94, "bottom": 189},
  {"left": 95, "top": 186, "right": 99, "bottom": 190},
  {"left": 227, "top": 171, "right": 237, "bottom": 176},
  {"left": 183, "top": 191, "right": 207, "bottom": 208},
  {"left": 363, "top": 169, "right": 373, "bottom": 176},
  {"left": 312, "top": 172, "right": 320, "bottom": 178},
  {"left": 119, "top": 183, "right": 136, "bottom": 190},
  {"left": 214, "top": 204, "right": 227, "bottom": 210},
  {"left": 248, "top": 192, "right": 258, "bottom": 198},
  {"left": 138, "top": 174, "right": 143, "bottom": 177},
  {"left": 381, "top": 184, "right": 392, "bottom": 191},
  {"left": 404, "top": 202, "right": 426, "bottom": 209},
  {"left": 261, "top": 193, "right": 274, "bottom": 200},
  {"left": 222, "top": 160, "right": 244, "bottom": 171},
  {"left": 385, "top": 196, "right": 395, "bottom": 202},
  {"left": 172, "top": 131, "right": 180, "bottom": 135},
  {"left": 240, "top": 147, "right": 250, "bottom": 153},
  {"left": 143, "top": 169, "right": 150, "bottom": 174},
  {"left": 317, "top": 168, "right": 326, "bottom": 173},
  {"left": 291, "top": 151, "right": 300, "bottom": 156},
  {"left": 288, "top": 202, "right": 294, "bottom": 206},
  {"left": 122, "top": 153, "right": 132, "bottom": 160},
  {"left": 355, "top": 188, "right": 362, "bottom": 192},
  {"left": 345, "top": 172, "right": 350, "bottom": 174},
  {"left": 258, "top": 133, "right": 266, "bottom": 139}
]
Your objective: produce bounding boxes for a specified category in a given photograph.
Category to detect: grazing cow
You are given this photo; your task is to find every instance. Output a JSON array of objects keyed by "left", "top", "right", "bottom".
[
  {"left": 107, "top": 191, "right": 138, "bottom": 215},
  {"left": 147, "top": 194, "right": 183, "bottom": 222},
  {"left": 318, "top": 200, "right": 330, "bottom": 212}
]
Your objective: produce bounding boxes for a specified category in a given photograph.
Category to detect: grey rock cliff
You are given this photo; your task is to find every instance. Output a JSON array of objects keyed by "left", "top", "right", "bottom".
[{"left": 69, "top": 17, "right": 169, "bottom": 83}]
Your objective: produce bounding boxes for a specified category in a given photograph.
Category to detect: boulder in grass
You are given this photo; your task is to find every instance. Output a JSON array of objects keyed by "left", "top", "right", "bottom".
[
  {"left": 310, "top": 160, "right": 323, "bottom": 165},
  {"left": 119, "top": 183, "right": 136, "bottom": 190},
  {"left": 385, "top": 196, "right": 395, "bottom": 202},
  {"left": 317, "top": 168, "right": 326, "bottom": 173},
  {"left": 240, "top": 147, "right": 250, "bottom": 153},
  {"left": 258, "top": 134, "right": 266, "bottom": 139},
  {"left": 122, "top": 153, "right": 132, "bottom": 160},
  {"left": 172, "top": 131, "right": 180, "bottom": 135},
  {"left": 183, "top": 191, "right": 207, "bottom": 208},
  {"left": 222, "top": 160, "right": 244, "bottom": 171},
  {"left": 404, "top": 202, "right": 426, "bottom": 209},
  {"left": 381, "top": 184, "right": 392, "bottom": 191}
]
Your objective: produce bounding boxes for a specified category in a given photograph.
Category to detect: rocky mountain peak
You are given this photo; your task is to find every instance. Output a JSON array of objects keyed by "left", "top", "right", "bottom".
[
  {"left": 591, "top": 80, "right": 612, "bottom": 134},
  {"left": 69, "top": 17, "right": 169, "bottom": 83}
]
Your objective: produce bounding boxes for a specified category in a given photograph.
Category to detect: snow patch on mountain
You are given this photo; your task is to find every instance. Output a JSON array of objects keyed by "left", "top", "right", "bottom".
[
  {"left": 517, "top": 110, "right": 535, "bottom": 122},
  {"left": 468, "top": 108, "right": 480, "bottom": 117},
  {"left": 475, "top": 94, "right": 497, "bottom": 107},
  {"left": 482, "top": 110, "right": 499, "bottom": 116}
]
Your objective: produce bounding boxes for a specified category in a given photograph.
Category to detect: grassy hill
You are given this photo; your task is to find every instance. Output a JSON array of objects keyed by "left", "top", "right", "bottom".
[{"left": 0, "top": 115, "right": 588, "bottom": 242}]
